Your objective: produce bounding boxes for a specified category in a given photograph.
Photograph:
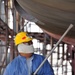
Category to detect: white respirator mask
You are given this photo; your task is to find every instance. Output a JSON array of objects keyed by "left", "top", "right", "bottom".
[{"left": 17, "top": 43, "right": 34, "bottom": 53}]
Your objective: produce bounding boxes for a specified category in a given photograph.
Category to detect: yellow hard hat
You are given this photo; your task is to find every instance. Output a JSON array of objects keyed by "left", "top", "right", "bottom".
[{"left": 14, "top": 32, "right": 32, "bottom": 45}]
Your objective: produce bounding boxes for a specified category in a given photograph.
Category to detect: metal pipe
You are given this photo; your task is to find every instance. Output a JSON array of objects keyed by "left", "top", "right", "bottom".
[{"left": 33, "top": 24, "right": 73, "bottom": 75}]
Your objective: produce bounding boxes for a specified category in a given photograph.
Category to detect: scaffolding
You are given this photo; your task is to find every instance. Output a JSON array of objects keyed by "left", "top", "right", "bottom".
[{"left": 0, "top": 0, "right": 75, "bottom": 75}]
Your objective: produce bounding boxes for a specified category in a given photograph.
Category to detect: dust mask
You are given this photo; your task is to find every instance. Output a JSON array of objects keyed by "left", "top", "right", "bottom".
[{"left": 17, "top": 43, "right": 34, "bottom": 53}]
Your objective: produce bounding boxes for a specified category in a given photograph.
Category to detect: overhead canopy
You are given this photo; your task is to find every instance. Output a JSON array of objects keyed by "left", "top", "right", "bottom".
[{"left": 14, "top": 0, "right": 75, "bottom": 45}]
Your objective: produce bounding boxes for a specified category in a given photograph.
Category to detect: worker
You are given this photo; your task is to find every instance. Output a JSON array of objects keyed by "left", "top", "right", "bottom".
[{"left": 3, "top": 32, "right": 54, "bottom": 75}]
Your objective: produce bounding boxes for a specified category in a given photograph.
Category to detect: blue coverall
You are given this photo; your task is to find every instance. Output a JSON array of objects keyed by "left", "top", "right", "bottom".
[{"left": 3, "top": 54, "right": 54, "bottom": 75}]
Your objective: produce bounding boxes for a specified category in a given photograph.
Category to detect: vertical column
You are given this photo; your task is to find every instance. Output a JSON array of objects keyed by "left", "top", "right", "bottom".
[{"left": 72, "top": 46, "right": 75, "bottom": 75}]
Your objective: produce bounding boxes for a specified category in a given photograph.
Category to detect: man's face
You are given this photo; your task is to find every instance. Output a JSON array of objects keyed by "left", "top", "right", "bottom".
[
  {"left": 19, "top": 41, "right": 33, "bottom": 58},
  {"left": 17, "top": 40, "right": 34, "bottom": 56}
]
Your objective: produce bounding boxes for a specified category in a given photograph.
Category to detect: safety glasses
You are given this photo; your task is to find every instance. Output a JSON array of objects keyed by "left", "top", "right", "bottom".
[{"left": 23, "top": 41, "right": 33, "bottom": 45}]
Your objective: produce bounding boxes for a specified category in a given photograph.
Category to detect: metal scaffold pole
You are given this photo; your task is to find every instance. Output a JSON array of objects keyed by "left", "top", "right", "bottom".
[{"left": 33, "top": 24, "right": 73, "bottom": 75}]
